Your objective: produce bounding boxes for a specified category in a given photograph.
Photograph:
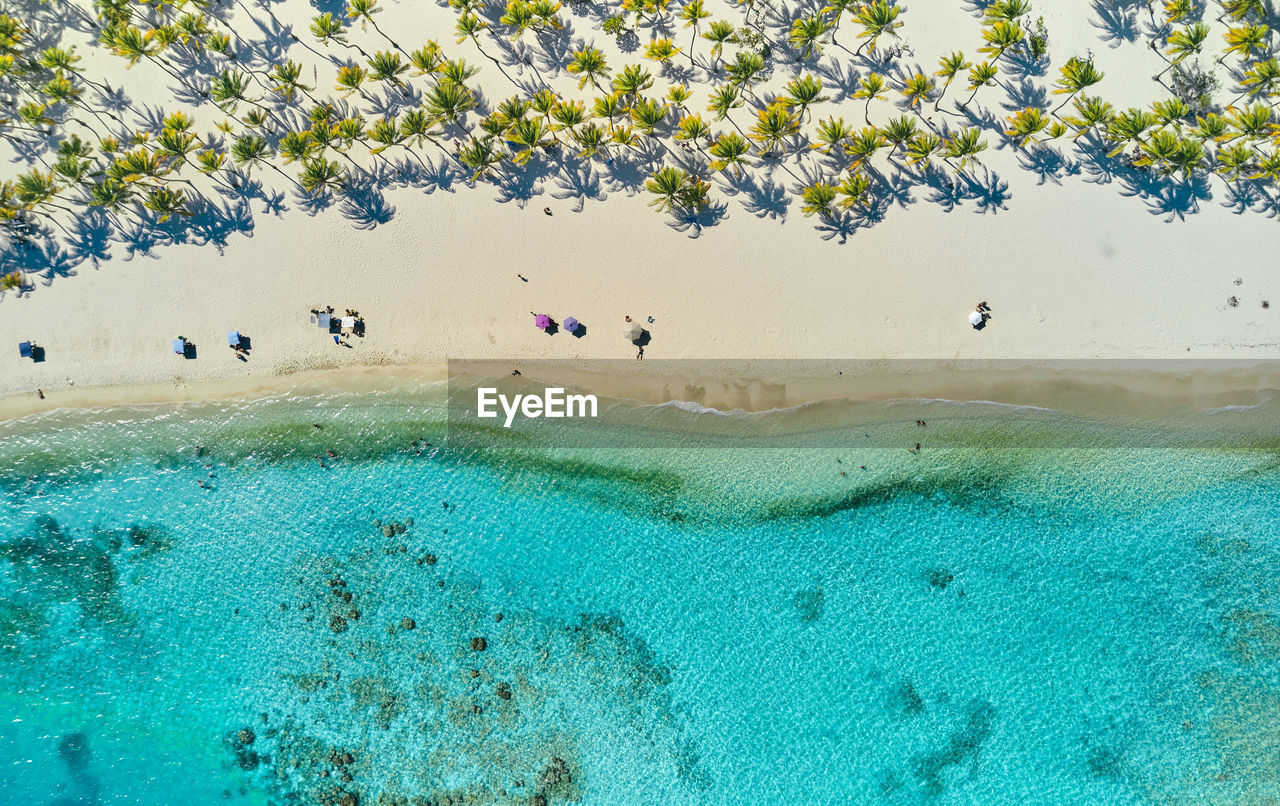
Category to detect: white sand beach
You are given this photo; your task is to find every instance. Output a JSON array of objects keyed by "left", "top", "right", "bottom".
[{"left": 1, "top": 0, "right": 1278, "bottom": 417}]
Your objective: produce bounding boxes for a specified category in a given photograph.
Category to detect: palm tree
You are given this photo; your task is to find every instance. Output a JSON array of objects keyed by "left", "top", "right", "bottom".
[
  {"left": 645, "top": 165, "right": 688, "bottom": 211},
  {"left": 299, "top": 156, "right": 346, "bottom": 195},
  {"left": 451, "top": 17, "right": 502, "bottom": 71},
  {"left": 506, "top": 115, "right": 550, "bottom": 164},
  {"left": 822, "top": 0, "right": 859, "bottom": 44},
  {"left": 844, "top": 126, "right": 885, "bottom": 169},
  {"left": 594, "top": 92, "right": 627, "bottom": 130},
  {"left": 1134, "top": 129, "right": 1180, "bottom": 173},
  {"left": 800, "top": 181, "right": 838, "bottom": 217},
  {"left": 270, "top": 60, "right": 315, "bottom": 103},
  {"left": 836, "top": 170, "right": 873, "bottom": 208},
  {"left": 1195, "top": 112, "right": 1229, "bottom": 141},
  {"left": 1051, "top": 56, "right": 1104, "bottom": 115},
  {"left": 143, "top": 187, "right": 188, "bottom": 222},
  {"left": 725, "top": 52, "right": 765, "bottom": 93},
  {"left": 707, "top": 85, "right": 743, "bottom": 125},
  {"left": 347, "top": 0, "right": 405, "bottom": 54},
  {"left": 1221, "top": 24, "right": 1269, "bottom": 64},
  {"left": 783, "top": 75, "right": 828, "bottom": 122},
  {"left": 708, "top": 131, "right": 751, "bottom": 174},
  {"left": 613, "top": 63, "right": 654, "bottom": 102},
  {"left": 854, "top": 73, "right": 887, "bottom": 124},
  {"left": 679, "top": 0, "right": 709, "bottom": 67},
  {"left": 812, "top": 116, "right": 853, "bottom": 153},
  {"left": 369, "top": 115, "right": 404, "bottom": 154},
  {"left": 905, "top": 132, "right": 943, "bottom": 168},
  {"left": 676, "top": 113, "right": 712, "bottom": 147},
  {"left": 551, "top": 99, "right": 588, "bottom": 135},
  {"left": 829, "top": 170, "right": 870, "bottom": 209},
  {"left": 943, "top": 127, "right": 987, "bottom": 171},
  {"left": 789, "top": 13, "right": 831, "bottom": 61},
  {"left": 900, "top": 71, "right": 935, "bottom": 108},
  {"left": 499, "top": 0, "right": 536, "bottom": 39},
  {"left": 1234, "top": 56, "right": 1280, "bottom": 103},
  {"left": 1151, "top": 98, "right": 1191, "bottom": 127},
  {"left": 1227, "top": 104, "right": 1273, "bottom": 141},
  {"left": 702, "top": 20, "right": 735, "bottom": 71},
  {"left": 231, "top": 132, "right": 301, "bottom": 189},
  {"left": 1005, "top": 106, "right": 1049, "bottom": 147},
  {"left": 567, "top": 47, "right": 610, "bottom": 90},
  {"left": 1162, "top": 22, "right": 1209, "bottom": 74},
  {"left": 573, "top": 122, "right": 610, "bottom": 159},
  {"left": 984, "top": 0, "right": 1032, "bottom": 21},
  {"left": 750, "top": 102, "right": 800, "bottom": 155},
  {"left": 644, "top": 38, "right": 681, "bottom": 65},
  {"left": 531, "top": 0, "right": 565, "bottom": 34},
  {"left": 154, "top": 127, "right": 198, "bottom": 168},
  {"left": 854, "top": 1, "right": 903, "bottom": 56},
  {"left": 961, "top": 61, "right": 999, "bottom": 108},
  {"left": 279, "top": 131, "right": 317, "bottom": 164},
  {"left": 1066, "top": 95, "right": 1114, "bottom": 136},
  {"left": 933, "top": 51, "right": 970, "bottom": 112},
  {"left": 1216, "top": 142, "right": 1254, "bottom": 179},
  {"left": 209, "top": 69, "right": 261, "bottom": 118},
  {"left": 1248, "top": 149, "right": 1280, "bottom": 182},
  {"left": 425, "top": 80, "right": 476, "bottom": 125},
  {"left": 311, "top": 13, "right": 371, "bottom": 58},
  {"left": 439, "top": 59, "right": 480, "bottom": 87},
  {"left": 367, "top": 51, "right": 410, "bottom": 95},
  {"left": 1104, "top": 108, "right": 1157, "bottom": 157},
  {"left": 411, "top": 41, "right": 445, "bottom": 76},
  {"left": 1219, "top": 0, "right": 1267, "bottom": 22},
  {"left": 667, "top": 84, "right": 691, "bottom": 113},
  {"left": 630, "top": 97, "right": 668, "bottom": 135},
  {"left": 880, "top": 115, "right": 918, "bottom": 154},
  {"left": 335, "top": 64, "right": 370, "bottom": 98},
  {"left": 978, "top": 20, "right": 1024, "bottom": 64}
]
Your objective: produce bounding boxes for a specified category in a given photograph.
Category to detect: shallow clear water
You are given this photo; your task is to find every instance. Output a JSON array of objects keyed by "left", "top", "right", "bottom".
[{"left": 2, "top": 388, "right": 1279, "bottom": 805}]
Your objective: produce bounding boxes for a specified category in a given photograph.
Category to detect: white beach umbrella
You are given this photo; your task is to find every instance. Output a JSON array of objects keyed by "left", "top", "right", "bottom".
[
  {"left": 624, "top": 322, "right": 645, "bottom": 342},
  {"left": 968, "top": 310, "right": 983, "bottom": 327}
]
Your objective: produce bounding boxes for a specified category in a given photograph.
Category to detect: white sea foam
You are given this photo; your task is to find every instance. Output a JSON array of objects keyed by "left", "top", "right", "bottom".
[{"left": 1202, "top": 402, "right": 1268, "bottom": 414}]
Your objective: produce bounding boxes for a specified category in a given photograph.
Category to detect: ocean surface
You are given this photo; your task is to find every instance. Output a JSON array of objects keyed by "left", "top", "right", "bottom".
[{"left": 2, "top": 382, "right": 1280, "bottom": 805}]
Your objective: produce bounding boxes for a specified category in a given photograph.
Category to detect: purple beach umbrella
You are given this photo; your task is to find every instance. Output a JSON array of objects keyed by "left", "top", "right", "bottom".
[
  {"left": 535, "top": 314, "right": 551, "bottom": 330},
  {"left": 563, "top": 317, "right": 579, "bottom": 333}
]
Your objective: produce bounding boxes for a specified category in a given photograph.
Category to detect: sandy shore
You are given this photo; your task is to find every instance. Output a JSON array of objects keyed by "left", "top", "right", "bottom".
[{"left": 2, "top": 0, "right": 1278, "bottom": 419}]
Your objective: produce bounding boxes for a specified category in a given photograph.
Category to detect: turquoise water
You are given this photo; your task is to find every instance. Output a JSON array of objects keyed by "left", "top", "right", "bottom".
[{"left": 2, "top": 387, "right": 1280, "bottom": 805}]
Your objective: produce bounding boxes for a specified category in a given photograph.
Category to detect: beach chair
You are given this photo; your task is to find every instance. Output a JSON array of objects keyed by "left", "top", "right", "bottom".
[{"left": 18, "top": 340, "right": 33, "bottom": 359}]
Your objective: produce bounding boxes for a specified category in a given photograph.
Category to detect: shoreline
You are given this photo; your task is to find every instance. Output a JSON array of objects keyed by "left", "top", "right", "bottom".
[{"left": 4, "top": 356, "right": 1280, "bottom": 424}]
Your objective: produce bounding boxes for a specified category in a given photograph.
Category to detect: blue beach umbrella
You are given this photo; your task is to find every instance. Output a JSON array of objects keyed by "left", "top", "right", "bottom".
[
  {"left": 18, "top": 341, "right": 33, "bottom": 359},
  {"left": 172, "top": 338, "right": 186, "bottom": 354},
  {"left": 227, "top": 331, "right": 241, "bottom": 347},
  {"left": 563, "top": 317, "right": 579, "bottom": 333}
]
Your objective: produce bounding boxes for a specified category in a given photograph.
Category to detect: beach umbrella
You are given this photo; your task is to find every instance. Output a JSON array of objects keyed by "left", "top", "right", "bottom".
[
  {"left": 227, "top": 331, "right": 241, "bottom": 347},
  {"left": 968, "top": 310, "right": 983, "bottom": 327},
  {"left": 624, "top": 322, "right": 645, "bottom": 342},
  {"left": 535, "top": 314, "right": 551, "bottom": 330},
  {"left": 172, "top": 338, "right": 186, "bottom": 354},
  {"left": 563, "top": 317, "right": 579, "bottom": 333},
  {"left": 18, "top": 341, "right": 32, "bottom": 359}
]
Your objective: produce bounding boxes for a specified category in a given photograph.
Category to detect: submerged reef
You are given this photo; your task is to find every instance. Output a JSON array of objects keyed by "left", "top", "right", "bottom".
[
  {"left": 221, "top": 518, "right": 692, "bottom": 805},
  {"left": 0, "top": 517, "right": 175, "bottom": 653}
]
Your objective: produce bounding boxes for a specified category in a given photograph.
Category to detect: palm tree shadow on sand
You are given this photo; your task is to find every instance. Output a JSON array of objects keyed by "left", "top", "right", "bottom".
[
  {"left": 1117, "top": 171, "right": 1213, "bottom": 221},
  {"left": 719, "top": 172, "right": 791, "bottom": 221},
  {"left": 668, "top": 199, "right": 729, "bottom": 238}
]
